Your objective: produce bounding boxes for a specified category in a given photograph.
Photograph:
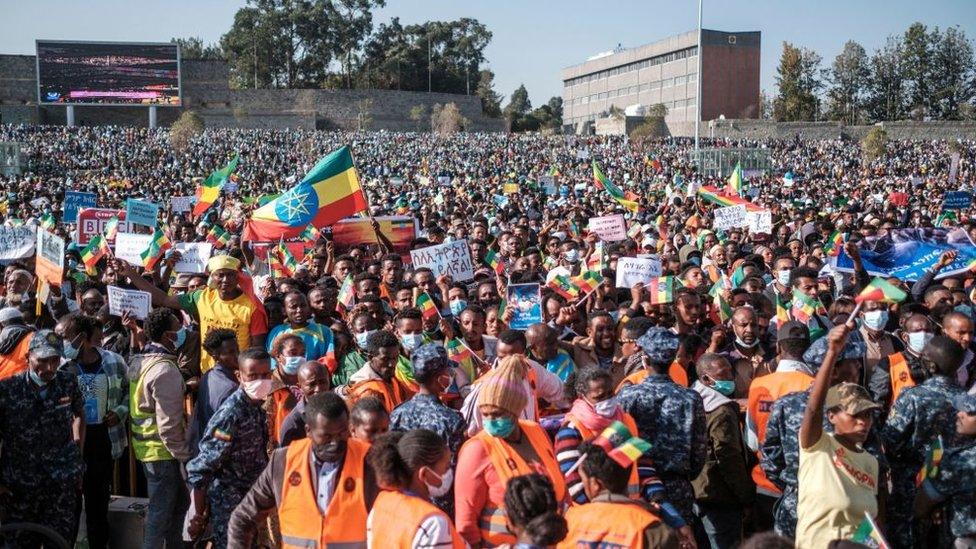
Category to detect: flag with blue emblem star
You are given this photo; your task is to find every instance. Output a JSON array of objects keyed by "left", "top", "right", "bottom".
[{"left": 243, "top": 146, "right": 368, "bottom": 241}]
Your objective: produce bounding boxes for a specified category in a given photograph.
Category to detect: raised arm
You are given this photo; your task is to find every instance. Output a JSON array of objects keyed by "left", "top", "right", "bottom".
[
  {"left": 800, "top": 323, "right": 851, "bottom": 449},
  {"left": 112, "top": 258, "right": 184, "bottom": 311}
]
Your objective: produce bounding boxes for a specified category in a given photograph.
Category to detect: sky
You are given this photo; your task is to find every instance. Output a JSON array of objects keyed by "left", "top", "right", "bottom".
[{"left": 3, "top": 0, "right": 975, "bottom": 106}]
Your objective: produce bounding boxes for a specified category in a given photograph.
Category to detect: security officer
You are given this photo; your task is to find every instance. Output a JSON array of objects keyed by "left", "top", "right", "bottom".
[
  {"left": 616, "top": 326, "right": 707, "bottom": 527},
  {"left": 915, "top": 393, "right": 976, "bottom": 547},
  {"left": 186, "top": 347, "right": 273, "bottom": 548},
  {"left": 882, "top": 335, "right": 965, "bottom": 548},
  {"left": 0, "top": 330, "right": 85, "bottom": 545}
]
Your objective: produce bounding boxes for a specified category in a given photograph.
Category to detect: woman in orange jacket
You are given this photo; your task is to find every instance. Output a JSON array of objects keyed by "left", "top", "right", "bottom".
[{"left": 365, "top": 429, "right": 464, "bottom": 548}]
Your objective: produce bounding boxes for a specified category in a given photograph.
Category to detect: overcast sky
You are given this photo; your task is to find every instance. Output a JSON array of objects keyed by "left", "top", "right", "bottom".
[{"left": 3, "top": 0, "right": 975, "bottom": 106}]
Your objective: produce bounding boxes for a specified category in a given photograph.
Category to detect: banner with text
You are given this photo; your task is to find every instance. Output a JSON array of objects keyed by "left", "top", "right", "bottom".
[{"left": 410, "top": 239, "right": 474, "bottom": 281}]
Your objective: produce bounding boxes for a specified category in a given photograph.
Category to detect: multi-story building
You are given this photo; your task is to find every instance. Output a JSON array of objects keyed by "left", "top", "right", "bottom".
[{"left": 561, "top": 29, "right": 761, "bottom": 135}]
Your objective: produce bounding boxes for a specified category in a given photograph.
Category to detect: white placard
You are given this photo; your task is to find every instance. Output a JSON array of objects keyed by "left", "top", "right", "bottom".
[
  {"left": 409, "top": 239, "right": 474, "bottom": 281},
  {"left": 712, "top": 204, "right": 749, "bottom": 230},
  {"left": 686, "top": 180, "right": 702, "bottom": 197},
  {"left": 173, "top": 242, "right": 213, "bottom": 273},
  {"left": 107, "top": 285, "right": 151, "bottom": 320},
  {"left": 0, "top": 226, "right": 36, "bottom": 261},
  {"left": 747, "top": 210, "right": 773, "bottom": 234},
  {"left": 588, "top": 214, "right": 627, "bottom": 241},
  {"left": 615, "top": 256, "right": 662, "bottom": 288},
  {"left": 113, "top": 232, "right": 153, "bottom": 266},
  {"left": 170, "top": 196, "right": 195, "bottom": 213}
]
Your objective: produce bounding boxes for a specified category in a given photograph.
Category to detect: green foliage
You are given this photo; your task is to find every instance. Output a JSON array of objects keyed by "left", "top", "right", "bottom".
[
  {"left": 170, "top": 111, "right": 205, "bottom": 150},
  {"left": 171, "top": 37, "right": 223, "bottom": 60},
  {"left": 476, "top": 70, "right": 503, "bottom": 118},
  {"left": 409, "top": 105, "right": 427, "bottom": 131},
  {"left": 866, "top": 36, "right": 907, "bottom": 122},
  {"left": 930, "top": 26, "right": 975, "bottom": 119},
  {"left": 861, "top": 126, "right": 888, "bottom": 164},
  {"left": 773, "top": 42, "right": 824, "bottom": 121},
  {"left": 530, "top": 97, "right": 563, "bottom": 131},
  {"left": 826, "top": 41, "right": 870, "bottom": 124}
]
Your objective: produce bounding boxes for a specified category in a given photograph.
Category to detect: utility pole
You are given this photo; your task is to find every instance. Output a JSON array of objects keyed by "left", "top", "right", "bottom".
[
  {"left": 428, "top": 31, "right": 432, "bottom": 93},
  {"left": 695, "top": 0, "right": 703, "bottom": 151}
]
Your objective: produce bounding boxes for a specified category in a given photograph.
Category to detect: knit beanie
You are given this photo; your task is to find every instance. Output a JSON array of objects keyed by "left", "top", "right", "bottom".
[{"left": 477, "top": 355, "right": 529, "bottom": 417}]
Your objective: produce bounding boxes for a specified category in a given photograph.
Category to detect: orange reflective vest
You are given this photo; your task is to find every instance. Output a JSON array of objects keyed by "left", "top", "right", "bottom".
[
  {"left": 278, "top": 437, "right": 369, "bottom": 549},
  {"left": 889, "top": 353, "right": 915, "bottom": 406},
  {"left": 472, "top": 420, "right": 566, "bottom": 546},
  {"left": 615, "top": 362, "right": 686, "bottom": 393},
  {"left": 368, "top": 490, "right": 464, "bottom": 548},
  {"left": 0, "top": 333, "right": 31, "bottom": 381},
  {"left": 565, "top": 412, "right": 641, "bottom": 500},
  {"left": 557, "top": 500, "right": 660, "bottom": 549},
  {"left": 269, "top": 388, "right": 296, "bottom": 446},
  {"left": 746, "top": 370, "right": 814, "bottom": 496},
  {"left": 348, "top": 377, "right": 413, "bottom": 413}
]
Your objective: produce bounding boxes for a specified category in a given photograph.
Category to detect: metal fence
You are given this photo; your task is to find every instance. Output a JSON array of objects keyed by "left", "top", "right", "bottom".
[
  {"left": 689, "top": 147, "right": 771, "bottom": 178},
  {"left": 0, "top": 142, "right": 21, "bottom": 177}
]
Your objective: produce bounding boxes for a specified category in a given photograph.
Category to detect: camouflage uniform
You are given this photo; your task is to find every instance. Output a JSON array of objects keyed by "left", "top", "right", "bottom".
[
  {"left": 186, "top": 388, "right": 269, "bottom": 549},
  {"left": 762, "top": 389, "right": 889, "bottom": 538},
  {"left": 882, "top": 376, "right": 964, "bottom": 549},
  {"left": 921, "top": 394, "right": 976, "bottom": 546}
]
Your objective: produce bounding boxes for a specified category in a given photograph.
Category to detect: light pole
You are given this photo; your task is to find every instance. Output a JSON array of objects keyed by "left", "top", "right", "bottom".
[{"left": 695, "top": 0, "right": 703, "bottom": 151}]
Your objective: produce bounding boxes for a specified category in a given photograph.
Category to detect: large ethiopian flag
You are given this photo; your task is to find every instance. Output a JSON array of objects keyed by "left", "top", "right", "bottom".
[{"left": 243, "top": 146, "right": 368, "bottom": 241}]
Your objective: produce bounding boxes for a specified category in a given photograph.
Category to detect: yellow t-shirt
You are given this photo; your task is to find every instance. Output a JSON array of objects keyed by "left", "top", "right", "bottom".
[
  {"left": 179, "top": 288, "right": 267, "bottom": 373},
  {"left": 796, "top": 432, "right": 879, "bottom": 549}
]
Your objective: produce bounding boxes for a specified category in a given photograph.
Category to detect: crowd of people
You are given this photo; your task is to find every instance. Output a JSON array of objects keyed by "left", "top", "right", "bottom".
[{"left": 0, "top": 122, "right": 975, "bottom": 549}]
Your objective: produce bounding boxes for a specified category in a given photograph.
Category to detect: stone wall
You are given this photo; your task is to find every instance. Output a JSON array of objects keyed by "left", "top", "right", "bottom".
[
  {"left": 0, "top": 55, "right": 504, "bottom": 132},
  {"left": 706, "top": 119, "right": 976, "bottom": 141}
]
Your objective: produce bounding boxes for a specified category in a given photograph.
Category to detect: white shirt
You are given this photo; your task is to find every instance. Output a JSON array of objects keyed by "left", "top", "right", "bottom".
[
  {"left": 460, "top": 358, "right": 566, "bottom": 436},
  {"left": 312, "top": 454, "right": 341, "bottom": 514}
]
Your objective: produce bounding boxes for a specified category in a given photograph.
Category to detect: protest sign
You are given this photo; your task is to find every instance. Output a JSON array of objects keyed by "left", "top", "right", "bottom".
[
  {"left": 0, "top": 226, "right": 36, "bottom": 263},
  {"left": 588, "top": 214, "right": 627, "bottom": 241},
  {"left": 410, "top": 239, "right": 474, "bottom": 281},
  {"left": 506, "top": 283, "right": 542, "bottom": 330},
  {"left": 836, "top": 227, "right": 976, "bottom": 281},
  {"left": 36, "top": 229, "right": 65, "bottom": 285},
  {"left": 126, "top": 199, "right": 160, "bottom": 227},
  {"left": 77, "top": 209, "right": 131, "bottom": 245},
  {"left": 332, "top": 216, "right": 417, "bottom": 262},
  {"left": 747, "top": 210, "right": 773, "bottom": 234},
  {"left": 170, "top": 196, "right": 195, "bottom": 213},
  {"left": 64, "top": 191, "right": 97, "bottom": 222},
  {"left": 540, "top": 176, "right": 557, "bottom": 196},
  {"left": 942, "top": 191, "right": 972, "bottom": 210},
  {"left": 712, "top": 204, "right": 749, "bottom": 230},
  {"left": 615, "top": 256, "right": 662, "bottom": 288},
  {"left": 107, "top": 285, "right": 151, "bottom": 320},
  {"left": 114, "top": 233, "right": 153, "bottom": 265},
  {"left": 686, "top": 180, "right": 702, "bottom": 197},
  {"left": 173, "top": 242, "right": 213, "bottom": 273}
]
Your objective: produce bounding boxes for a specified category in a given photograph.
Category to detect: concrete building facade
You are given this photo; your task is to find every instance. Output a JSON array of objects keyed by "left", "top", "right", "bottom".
[{"left": 561, "top": 29, "right": 761, "bottom": 135}]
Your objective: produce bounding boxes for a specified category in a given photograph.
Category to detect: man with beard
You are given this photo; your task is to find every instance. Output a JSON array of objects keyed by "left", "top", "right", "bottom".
[
  {"left": 717, "top": 307, "right": 776, "bottom": 399},
  {"left": 227, "top": 392, "right": 379, "bottom": 547},
  {"left": 870, "top": 313, "right": 936, "bottom": 410}
]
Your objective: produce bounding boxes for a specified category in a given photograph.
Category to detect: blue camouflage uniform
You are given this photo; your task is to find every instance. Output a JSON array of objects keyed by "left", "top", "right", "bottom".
[
  {"left": 616, "top": 327, "right": 707, "bottom": 525},
  {"left": 0, "top": 331, "right": 85, "bottom": 546},
  {"left": 921, "top": 394, "right": 976, "bottom": 546},
  {"left": 762, "top": 389, "right": 889, "bottom": 538},
  {"left": 186, "top": 388, "right": 269, "bottom": 549},
  {"left": 882, "top": 375, "right": 964, "bottom": 549}
]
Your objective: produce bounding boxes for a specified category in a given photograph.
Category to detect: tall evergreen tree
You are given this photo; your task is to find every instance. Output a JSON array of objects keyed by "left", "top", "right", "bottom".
[
  {"left": 773, "top": 42, "right": 824, "bottom": 121},
  {"left": 826, "top": 41, "right": 870, "bottom": 124}
]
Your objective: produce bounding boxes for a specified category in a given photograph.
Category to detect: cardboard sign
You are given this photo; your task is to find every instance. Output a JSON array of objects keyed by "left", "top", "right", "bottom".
[
  {"left": 77, "top": 208, "right": 131, "bottom": 245},
  {"left": 331, "top": 216, "right": 418, "bottom": 262},
  {"left": 126, "top": 199, "right": 160, "bottom": 227},
  {"left": 107, "top": 285, "right": 151, "bottom": 320},
  {"left": 410, "top": 239, "right": 474, "bottom": 281},
  {"left": 747, "top": 210, "right": 773, "bottom": 234},
  {"left": 942, "top": 191, "right": 972, "bottom": 210},
  {"left": 170, "top": 196, "right": 195, "bottom": 213},
  {"left": 712, "top": 204, "right": 749, "bottom": 230},
  {"left": 506, "top": 283, "right": 542, "bottom": 330},
  {"left": 64, "top": 191, "right": 97, "bottom": 222},
  {"left": 36, "top": 228, "right": 65, "bottom": 285},
  {"left": 588, "top": 214, "right": 627, "bottom": 241},
  {"left": 114, "top": 233, "right": 153, "bottom": 266},
  {"left": 173, "top": 242, "right": 213, "bottom": 273},
  {"left": 615, "top": 256, "right": 662, "bottom": 288},
  {"left": 0, "top": 226, "right": 36, "bottom": 262}
]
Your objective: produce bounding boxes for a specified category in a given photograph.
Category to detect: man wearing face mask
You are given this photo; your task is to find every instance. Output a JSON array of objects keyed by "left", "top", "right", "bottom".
[
  {"left": 186, "top": 348, "right": 273, "bottom": 547},
  {"left": 559, "top": 240, "right": 584, "bottom": 274},
  {"left": 716, "top": 307, "right": 774, "bottom": 399},
  {"left": 344, "top": 330, "right": 414, "bottom": 413},
  {"left": 692, "top": 353, "right": 754, "bottom": 549},
  {"left": 763, "top": 254, "right": 796, "bottom": 307},
  {"left": 859, "top": 300, "right": 901, "bottom": 385},
  {"left": 334, "top": 312, "right": 380, "bottom": 388},
  {"left": 0, "top": 330, "right": 85, "bottom": 547},
  {"left": 227, "top": 392, "right": 379, "bottom": 548},
  {"left": 869, "top": 313, "right": 934, "bottom": 410}
]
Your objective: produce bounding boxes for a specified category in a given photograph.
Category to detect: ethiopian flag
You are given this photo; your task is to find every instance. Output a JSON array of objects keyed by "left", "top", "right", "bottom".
[
  {"left": 647, "top": 276, "right": 675, "bottom": 305},
  {"left": 416, "top": 292, "right": 439, "bottom": 320},
  {"left": 140, "top": 228, "right": 172, "bottom": 271},
  {"left": 81, "top": 235, "right": 111, "bottom": 272},
  {"left": 856, "top": 277, "right": 907, "bottom": 304},
  {"left": 193, "top": 154, "right": 239, "bottom": 219},
  {"left": 726, "top": 161, "right": 745, "bottom": 196},
  {"left": 244, "top": 146, "right": 368, "bottom": 241},
  {"left": 850, "top": 512, "right": 890, "bottom": 548},
  {"left": 592, "top": 160, "right": 639, "bottom": 213}
]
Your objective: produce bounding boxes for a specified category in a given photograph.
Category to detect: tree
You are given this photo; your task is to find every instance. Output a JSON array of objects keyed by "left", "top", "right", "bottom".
[
  {"left": 861, "top": 126, "right": 888, "bottom": 165},
  {"left": 866, "top": 36, "right": 907, "bottom": 122},
  {"left": 773, "top": 42, "right": 824, "bottom": 121},
  {"left": 902, "top": 22, "right": 936, "bottom": 118},
  {"left": 759, "top": 90, "right": 773, "bottom": 119},
  {"left": 356, "top": 98, "right": 373, "bottom": 130},
  {"left": 629, "top": 103, "right": 669, "bottom": 139},
  {"left": 431, "top": 102, "right": 467, "bottom": 134},
  {"left": 504, "top": 84, "right": 531, "bottom": 119},
  {"left": 826, "top": 41, "right": 870, "bottom": 124},
  {"left": 409, "top": 105, "right": 427, "bottom": 131},
  {"left": 531, "top": 96, "right": 563, "bottom": 131},
  {"left": 476, "top": 69, "right": 503, "bottom": 117},
  {"left": 170, "top": 111, "right": 205, "bottom": 150},
  {"left": 930, "top": 26, "right": 976, "bottom": 119},
  {"left": 171, "top": 37, "right": 223, "bottom": 60}
]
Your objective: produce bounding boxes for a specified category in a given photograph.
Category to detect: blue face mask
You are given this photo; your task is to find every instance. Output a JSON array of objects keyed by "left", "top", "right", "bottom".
[
  {"left": 174, "top": 328, "right": 187, "bottom": 350},
  {"left": 356, "top": 330, "right": 376, "bottom": 349},
  {"left": 28, "top": 368, "right": 48, "bottom": 387},
  {"left": 689, "top": 256, "right": 702, "bottom": 266},
  {"left": 862, "top": 310, "right": 889, "bottom": 331},
  {"left": 282, "top": 355, "right": 304, "bottom": 375},
  {"left": 400, "top": 333, "right": 424, "bottom": 353},
  {"left": 711, "top": 379, "right": 736, "bottom": 397},
  {"left": 63, "top": 341, "right": 80, "bottom": 361},
  {"left": 449, "top": 299, "right": 468, "bottom": 316},
  {"left": 484, "top": 416, "right": 516, "bottom": 438}
]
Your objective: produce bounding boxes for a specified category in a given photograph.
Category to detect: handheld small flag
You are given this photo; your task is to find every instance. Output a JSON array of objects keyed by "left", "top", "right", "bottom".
[
  {"left": 39, "top": 213, "right": 56, "bottom": 230},
  {"left": 916, "top": 436, "right": 944, "bottom": 486},
  {"left": 81, "top": 235, "right": 111, "bottom": 272},
  {"left": 299, "top": 224, "right": 322, "bottom": 245},
  {"left": 856, "top": 277, "right": 908, "bottom": 304},
  {"left": 103, "top": 216, "right": 120, "bottom": 241},
  {"left": 823, "top": 230, "right": 845, "bottom": 257},
  {"left": 194, "top": 154, "right": 239, "bottom": 218},
  {"left": 485, "top": 249, "right": 504, "bottom": 275},
  {"left": 850, "top": 512, "right": 890, "bottom": 549},
  {"left": 268, "top": 249, "right": 286, "bottom": 278},
  {"left": 647, "top": 276, "right": 676, "bottom": 305},
  {"left": 416, "top": 292, "right": 440, "bottom": 321},
  {"left": 592, "top": 160, "right": 639, "bottom": 213},
  {"left": 790, "top": 288, "right": 821, "bottom": 324},
  {"left": 336, "top": 275, "right": 355, "bottom": 312},
  {"left": 206, "top": 224, "right": 231, "bottom": 249},
  {"left": 276, "top": 239, "right": 298, "bottom": 277},
  {"left": 574, "top": 270, "right": 604, "bottom": 295},
  {"left": 775, "top": 293, "right": 791, "bottom": 326},
  {"left": 586, "top": 241, "right": 605, "bottom": 272},
  {"left": 547, "top": 274, "right": 581, "bottom": 300},
  {"left": 726, "top": 161, "right": 745, "bottom": 196},
  {"left": 140, "top": 228, "right": 172, "bottom": 271},
  {"left": 589, "top": 421, "right": 652, "bottom": 468}
]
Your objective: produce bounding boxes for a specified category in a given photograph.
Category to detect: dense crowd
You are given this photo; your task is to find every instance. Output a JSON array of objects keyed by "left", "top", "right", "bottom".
[{"left": 0, "top": 123, "right": 975, "bottom": 549}]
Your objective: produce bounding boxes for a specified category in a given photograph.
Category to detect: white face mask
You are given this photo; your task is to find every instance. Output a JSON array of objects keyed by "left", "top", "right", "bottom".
[
  {"left": 776, "top": 269, "right": 791, "bottom": 286},
  {"left": 242, "top": 379, "right": 274, "bottom": 401},
  {"left": 425, "top": 467, "right": 455, "bottom": 498},
  {"left": 907, "top": 331, "right": 933, "bottom": 354},
  {"left": 593, "top": 397, "right": 619, "bottom": 418}
]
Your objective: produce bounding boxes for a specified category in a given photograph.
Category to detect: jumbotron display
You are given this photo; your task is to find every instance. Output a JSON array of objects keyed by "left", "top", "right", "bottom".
[{"left": 36, "top": 40, "right": 181, "bottom": 106}]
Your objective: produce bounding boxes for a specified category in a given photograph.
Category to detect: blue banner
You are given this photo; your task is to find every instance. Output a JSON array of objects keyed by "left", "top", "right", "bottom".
[
  {"left": 63, "top": 191, "right": 97, "bottom": 222},
  {"left": 835, "top": 228, "right": 976, "bottom": 281},
  {"left": 942, "top": 191, "right": 972, "bottom": 210},
  {"left": 125, "top": 199, "right": 160, "bottom": 227}
]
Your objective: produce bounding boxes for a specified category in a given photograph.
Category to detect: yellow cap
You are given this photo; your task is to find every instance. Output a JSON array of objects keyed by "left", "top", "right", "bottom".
[{"left": 207, "top": 255, "right": 241, "bottom": 273}]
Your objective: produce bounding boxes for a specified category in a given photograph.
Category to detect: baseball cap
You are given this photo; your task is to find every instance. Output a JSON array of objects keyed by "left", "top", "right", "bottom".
[
  {"left": 953, "top": 393, "right": 976, "bottom": 414},
  {"left": 777, "top": 321, "right": 809, "bottom": 342},
  {"left": 637, "top": 327, "right": 680, "bottom": 366},
  {"left": 29, "top": 329, "right": 63, "bottom": 359},
  {"left": 411, "top": 343, "right": 456, "bottom": 380},
  {"left": 825, "top": 383, "right": 881, "bottom": 415}
]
